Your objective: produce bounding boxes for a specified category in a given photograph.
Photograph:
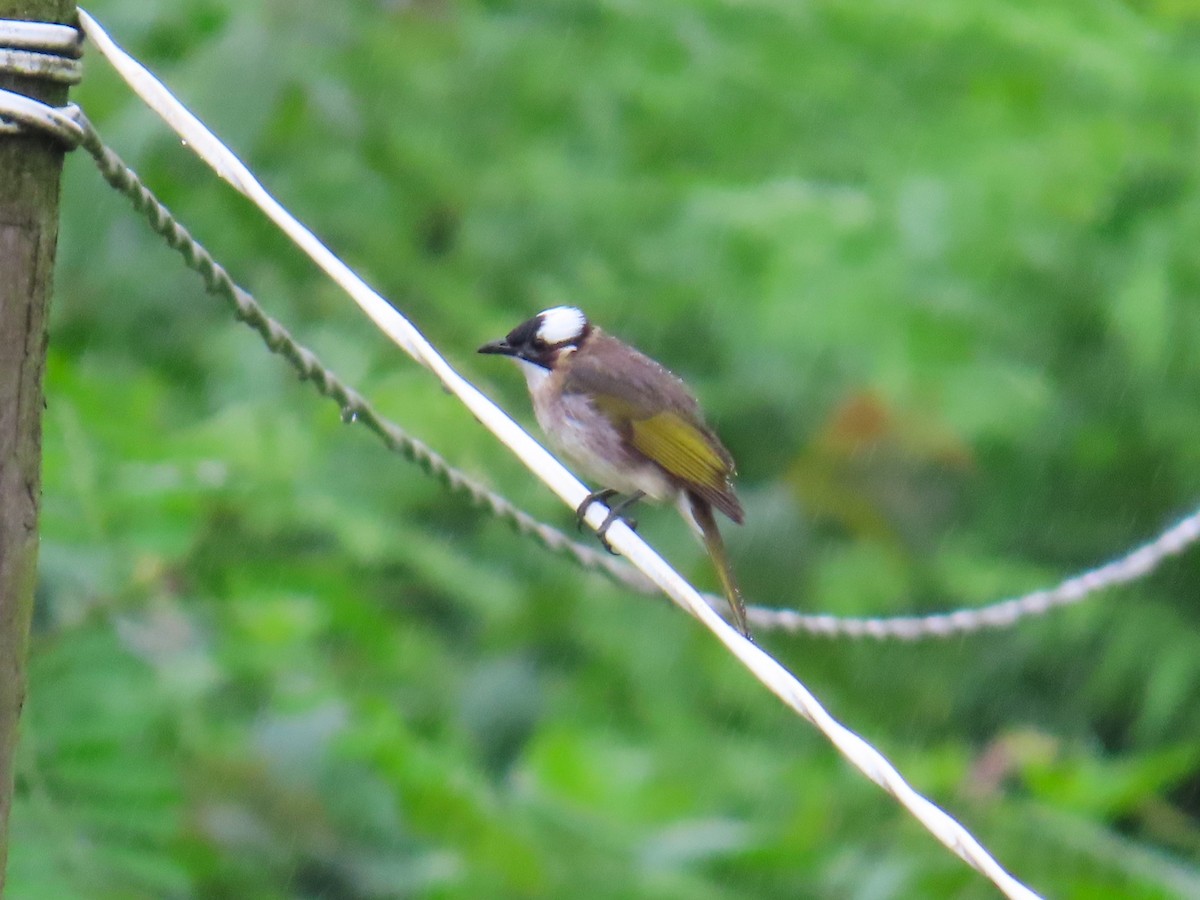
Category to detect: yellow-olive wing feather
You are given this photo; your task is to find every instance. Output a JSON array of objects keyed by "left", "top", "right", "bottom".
[
  {"left": 629, "top": 409, "right": 727, "bottom": 489},
  {"left": 567, "top": 334, "right": 744, "bottom": 523}
]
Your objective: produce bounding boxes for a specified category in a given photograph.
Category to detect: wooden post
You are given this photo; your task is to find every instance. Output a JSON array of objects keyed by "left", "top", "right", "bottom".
[{"left": 0, "top": 0, "right": 76, "bottom": 889}]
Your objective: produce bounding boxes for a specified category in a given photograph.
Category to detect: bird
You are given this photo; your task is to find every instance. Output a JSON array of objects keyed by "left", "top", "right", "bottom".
[{"left": 478, "top": 306, "right": 750, "bottom": 637}]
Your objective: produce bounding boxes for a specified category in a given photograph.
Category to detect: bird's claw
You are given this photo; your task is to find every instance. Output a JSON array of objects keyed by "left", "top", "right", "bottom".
[
  {"left": 574, "top": 489, "right": 645, "bottom": 554},
  {"left": 575, "top": 488, "right": 618, "bottom": 532},
  {"left": 596, "top": 509, "right": 638, "bottom": 555},
  {"left": 587, "top": 490, "right": 646, "bottom": 554}
]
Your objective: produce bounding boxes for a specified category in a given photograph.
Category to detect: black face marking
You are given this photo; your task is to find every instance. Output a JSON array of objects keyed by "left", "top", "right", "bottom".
[
  {"left": 512, "top": 313, "right": 588, "bottom": 352},
  {"left": 479, "top": 310, "right": 591, "bottom": 370},
  {"left": 506, "top": 315, "right": 543, "bottom": 349}
]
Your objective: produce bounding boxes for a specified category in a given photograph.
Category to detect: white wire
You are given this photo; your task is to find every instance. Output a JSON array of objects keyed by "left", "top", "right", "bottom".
[
  {"left": 0, "top": 47, "right": 83, "bottom": 83},
  {"left": 0, "top": 87, "right": 82, "bottom": 145},
  {"left": 0, "top": 20, "right": 82, "bottom": 56},
  {"left": 76, "top": 10, "right": 1043, "bottom": 898},
  {"left": 0, "top": 18, "right": 84, "bottom": 145}
]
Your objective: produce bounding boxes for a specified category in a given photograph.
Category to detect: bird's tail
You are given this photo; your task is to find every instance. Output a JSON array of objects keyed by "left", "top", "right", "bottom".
[{"left": 687, "top": 494, "right": 750, "bottom": 639}]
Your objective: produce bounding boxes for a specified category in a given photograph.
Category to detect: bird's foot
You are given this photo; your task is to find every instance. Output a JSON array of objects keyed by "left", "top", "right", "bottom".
[
  {"left": 594, "top": 491, "right": 645, "bottom": 555},
  {"left": 575, "top": 488, "right": 619, "bottom": 532},
  {"left": 596, "top": 510, "right": 639, "bottom": 554}
]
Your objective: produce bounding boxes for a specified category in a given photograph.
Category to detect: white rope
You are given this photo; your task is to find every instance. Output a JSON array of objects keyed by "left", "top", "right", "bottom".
[{"left": 76, "top": 10, "right": 1042, "bottom": 898}]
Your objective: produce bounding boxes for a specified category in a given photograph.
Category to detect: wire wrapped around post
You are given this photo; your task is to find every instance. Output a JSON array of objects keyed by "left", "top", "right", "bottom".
[{"left": 0, "top": 17, "right": 82, "bottom": 145}]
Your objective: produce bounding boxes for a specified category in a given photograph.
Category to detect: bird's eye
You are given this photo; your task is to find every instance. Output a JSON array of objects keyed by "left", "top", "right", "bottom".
[{"left": 531, "top": 338, "right": 548, "bottom": 351}]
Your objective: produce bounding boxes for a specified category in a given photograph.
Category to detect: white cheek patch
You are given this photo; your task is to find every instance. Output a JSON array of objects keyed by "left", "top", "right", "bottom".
[{"left": 536, "top": 306, "right": 587, "bottom": 346}]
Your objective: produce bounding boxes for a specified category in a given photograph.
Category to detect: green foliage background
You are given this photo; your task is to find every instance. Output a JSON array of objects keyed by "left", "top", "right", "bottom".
[{"left": 9, "top": 0, "right": 1200, "bottom": 896}]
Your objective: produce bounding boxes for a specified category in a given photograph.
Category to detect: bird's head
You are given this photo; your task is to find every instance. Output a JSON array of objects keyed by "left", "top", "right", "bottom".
[{"left": 478, "top": 306, "right": 591, "bottom": 370}]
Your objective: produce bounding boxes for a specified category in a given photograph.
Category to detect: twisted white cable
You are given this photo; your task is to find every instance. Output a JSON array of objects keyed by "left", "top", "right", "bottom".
[{"left": 76, "top": 10, "right": 1042, "bottom": 898}]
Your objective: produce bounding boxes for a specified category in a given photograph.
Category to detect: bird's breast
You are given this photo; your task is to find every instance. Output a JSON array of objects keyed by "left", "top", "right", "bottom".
[{"left": 524, "top": 368, "right": 675, "bottom": 502}]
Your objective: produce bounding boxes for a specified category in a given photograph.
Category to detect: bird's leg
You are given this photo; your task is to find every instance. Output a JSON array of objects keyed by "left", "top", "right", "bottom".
[
  {"left": 595, "top": 490, "right": 645, "bottom": 555},
  {"left": 575, "top": 488, "right": 619, "bottom": 532}
]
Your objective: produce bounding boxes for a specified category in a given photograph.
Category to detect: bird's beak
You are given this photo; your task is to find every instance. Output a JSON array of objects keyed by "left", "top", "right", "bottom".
[{"left": 478, "top": 338, "right": 516, "bottom": 357}]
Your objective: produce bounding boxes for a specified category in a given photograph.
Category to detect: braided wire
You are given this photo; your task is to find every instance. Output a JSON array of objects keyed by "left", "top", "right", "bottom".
[
  {"left": 746, "top": 504, "right": 1200, "bottom": 639},
  {"left": 72, "top": 112, "right": 1200, "bottom": 644},
  {"left": 74, "top": 113, "right": 653, "bottom": 596}
]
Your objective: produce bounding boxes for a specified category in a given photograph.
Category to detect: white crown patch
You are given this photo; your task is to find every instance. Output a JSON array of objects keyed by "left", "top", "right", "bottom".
[{"left": 536, "top": 306, "right": 588, "bottom": 345}]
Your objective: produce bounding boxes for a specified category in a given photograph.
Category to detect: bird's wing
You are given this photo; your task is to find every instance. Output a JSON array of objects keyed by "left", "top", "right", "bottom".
[
  {"left": 624, "top": 407, "right": 744, "bottom": 524},
  {"left": 565, "top": 339, "right": 744, "bottom": 523}
]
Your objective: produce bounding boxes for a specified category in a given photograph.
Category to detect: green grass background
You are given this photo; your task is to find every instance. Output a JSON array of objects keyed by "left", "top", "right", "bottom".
[{"left": 8, "top": 0, "right": 1200, "bottom": 896}]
